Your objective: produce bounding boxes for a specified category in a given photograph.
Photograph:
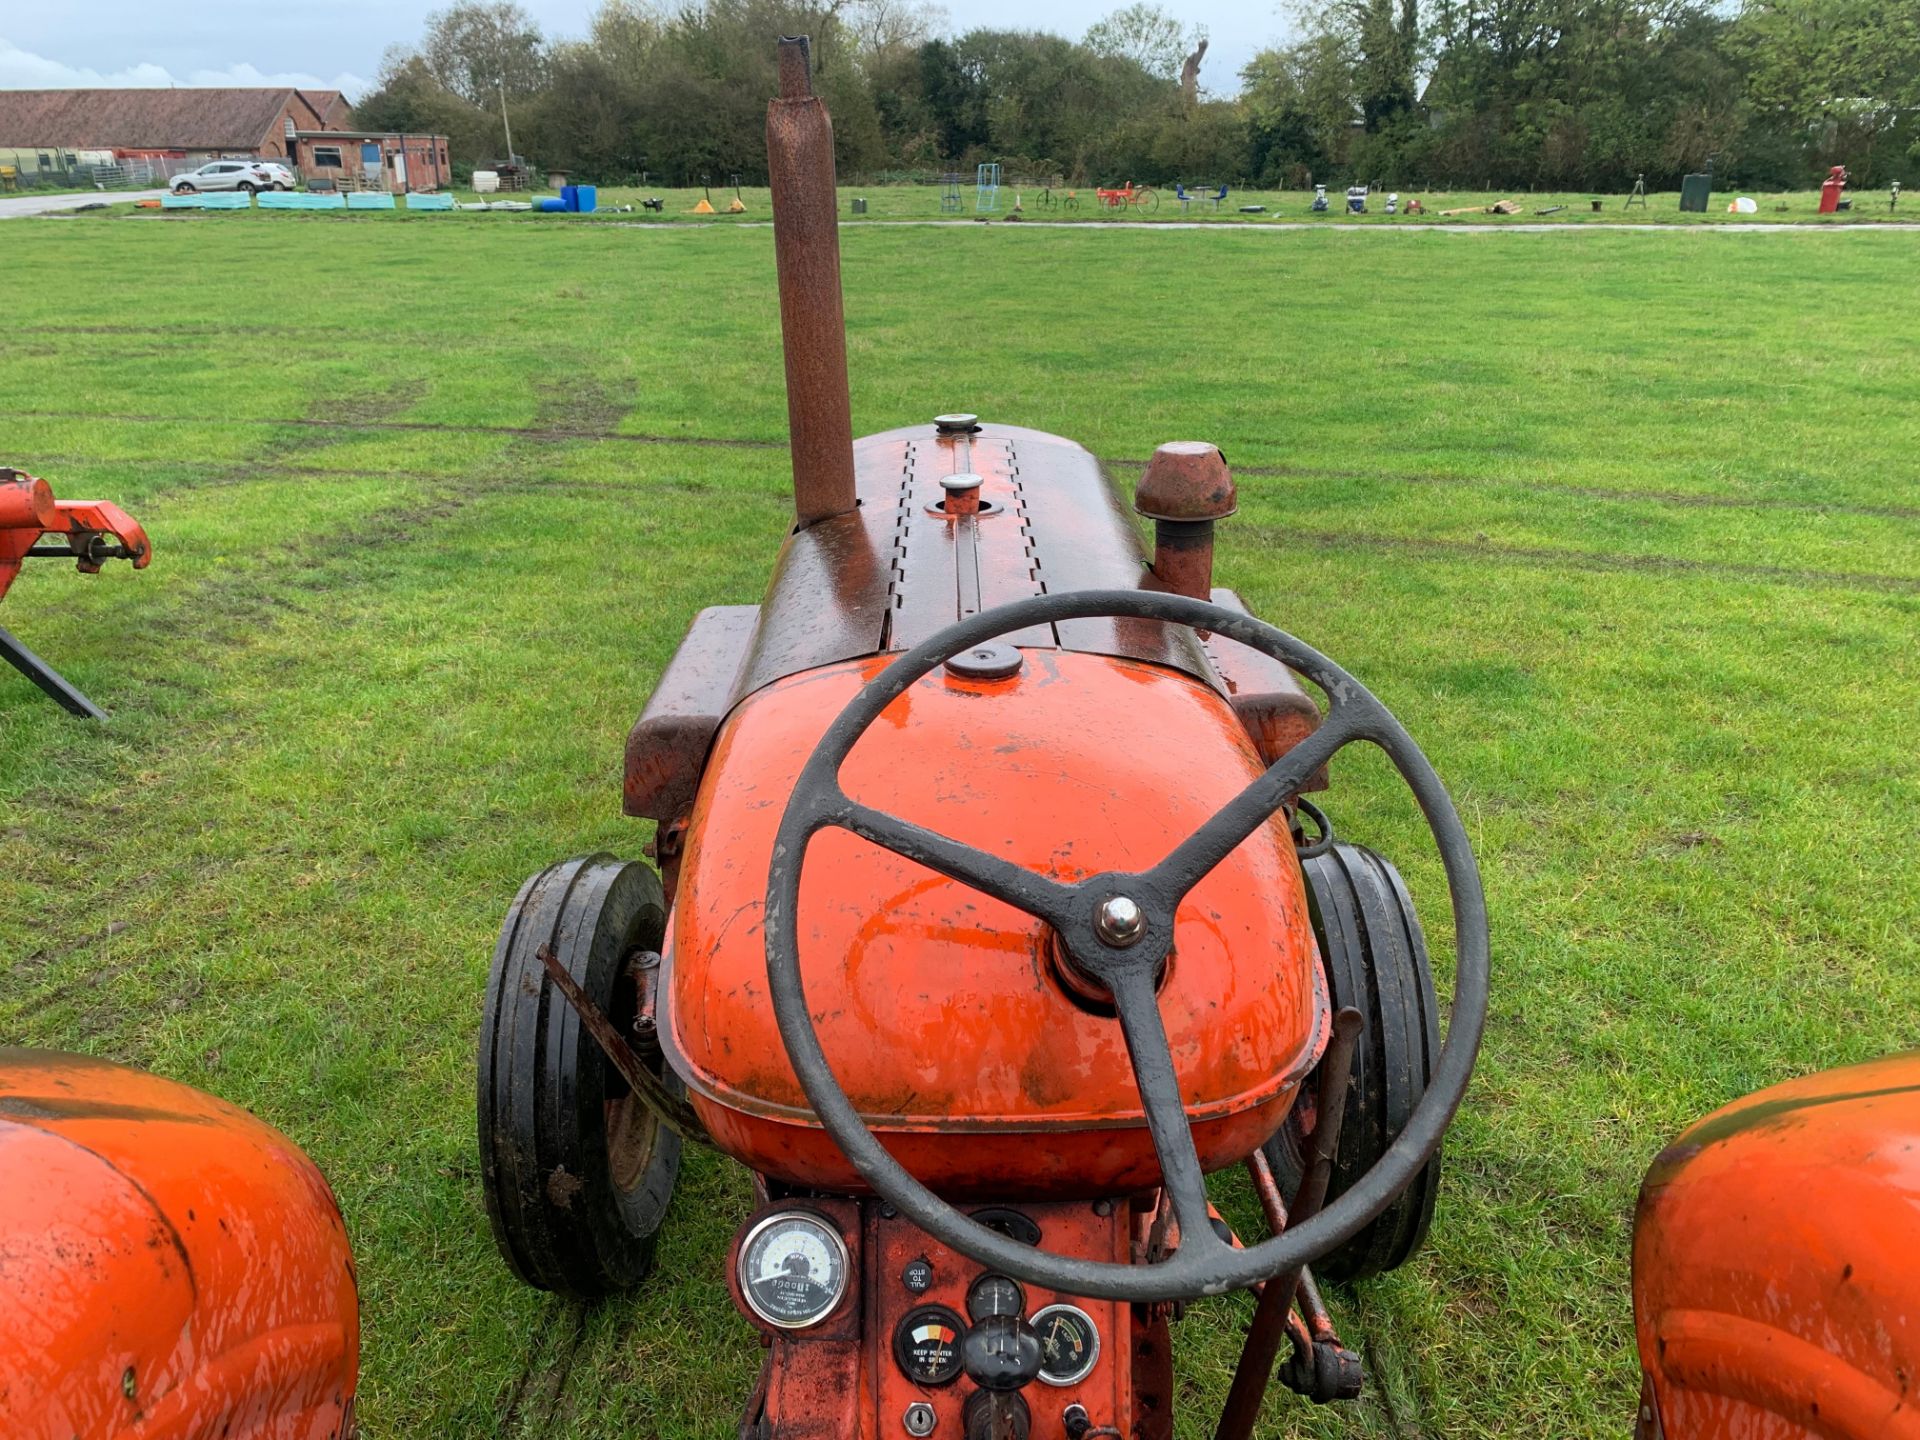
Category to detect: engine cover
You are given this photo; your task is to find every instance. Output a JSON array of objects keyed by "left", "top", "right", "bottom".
[{"left": 661, "top": 645, "right": 1327, "bottom": 1197}]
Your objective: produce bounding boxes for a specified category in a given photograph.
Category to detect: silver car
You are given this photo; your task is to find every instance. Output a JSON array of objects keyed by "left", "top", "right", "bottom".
[{"left": 169, "top": 160, "right": 296, "bottom": 195}]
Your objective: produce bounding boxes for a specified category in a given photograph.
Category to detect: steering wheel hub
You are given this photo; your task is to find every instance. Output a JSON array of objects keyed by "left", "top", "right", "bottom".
[{"left": 1093, "top": 895, "right": 1147, "bottom": 948}]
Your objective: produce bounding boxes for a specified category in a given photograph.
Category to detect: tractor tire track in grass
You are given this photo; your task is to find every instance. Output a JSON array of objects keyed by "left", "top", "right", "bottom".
[
  {"left": 1273, "top": 526, "right": 1920, "bottom": 596},
  {"left": 16, "top": 412, "right": 1916, "bottom": 525},
  {"left": 1, "top": 379, "right": 641, "bottom": 1050},
  {"left": 12, "top": 407, "right": 781, "bottom": 451},
  {"left": 20, "top": 443, "right": 1919, "bottom": 599},
  {"left": 496, "top": 1299, "right": 590, "bottom": 1438}
]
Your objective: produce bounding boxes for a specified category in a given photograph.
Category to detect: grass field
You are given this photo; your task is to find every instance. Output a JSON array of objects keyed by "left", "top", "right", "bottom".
[{"left": 3, "top": 217, "right": 1918, "bottom": 1438}]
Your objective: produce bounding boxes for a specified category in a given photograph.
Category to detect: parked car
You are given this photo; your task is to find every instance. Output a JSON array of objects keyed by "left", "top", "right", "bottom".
[{"left": 168, "top": 160, "right": 295, "bottom": 194}]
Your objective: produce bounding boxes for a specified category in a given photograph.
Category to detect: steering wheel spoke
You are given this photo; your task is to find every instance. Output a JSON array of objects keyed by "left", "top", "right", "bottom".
[
  {"left": 1107, "top": 964, "right": 1220, "bottom": 1251},
  {"left": 1146, "top": 698, "right": 1369, "bottom": 904},
  {"left": 827, "top": 795, "right": 1081, "bottom": 932}
]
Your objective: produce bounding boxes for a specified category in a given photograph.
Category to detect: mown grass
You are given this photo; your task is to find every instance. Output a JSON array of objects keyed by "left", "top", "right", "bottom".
[{"left": 2, "top": 218, "right": 1917, "bottom": 1439}]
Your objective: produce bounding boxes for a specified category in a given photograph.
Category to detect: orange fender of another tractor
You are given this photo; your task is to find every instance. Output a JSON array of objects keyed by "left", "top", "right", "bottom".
[
  {"left": 664, "top": 647, "right": 1329, "bottom": 1198},
  {"left": 1631, "top": 1051, "right": 1920, "bottom": 1440},
  {"left": 0, "top": 1048, "right": 358, "bottom": 1440}
]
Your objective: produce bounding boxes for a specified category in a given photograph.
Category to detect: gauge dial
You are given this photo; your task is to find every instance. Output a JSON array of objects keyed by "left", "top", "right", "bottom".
[
  {"left": 737, "top": 1211, "right": 850, "bottom": 1329},
  {"left": 966, "top": 1272, "right": 1026, "bottom": 1323},
  {"left": 893, "top": 1304, "right": 967, "bottom": 1386},
  {"left": 1032, "top": 1304, "right": 1100, "bottom": 1387}
]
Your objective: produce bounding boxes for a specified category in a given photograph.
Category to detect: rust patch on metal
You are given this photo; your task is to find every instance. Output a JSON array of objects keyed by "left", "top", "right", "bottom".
[{"left": 767, "top": 35, "right": 857, "bottom": 529}]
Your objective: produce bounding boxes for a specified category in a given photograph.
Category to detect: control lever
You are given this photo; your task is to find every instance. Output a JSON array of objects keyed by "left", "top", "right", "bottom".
[
  {"left": 961, "top": 1314, "right": 1042, "bottom": 1390},
  {"left": 963, "top": 1388, "right": 1031, "bottom": 1440}
]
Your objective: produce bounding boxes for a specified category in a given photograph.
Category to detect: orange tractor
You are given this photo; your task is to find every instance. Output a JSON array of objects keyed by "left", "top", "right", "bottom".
[
  {"left": 476, "top": 38, "right": 1488, "bottom": 1439},
  {"left": 0, "top": 39, "right": 1907, "bottom": 1440}
]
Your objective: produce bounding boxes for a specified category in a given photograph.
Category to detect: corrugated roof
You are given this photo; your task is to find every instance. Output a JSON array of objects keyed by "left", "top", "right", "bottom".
[{"left": 0, "top": 88, "right": 349, "bottom": 150}]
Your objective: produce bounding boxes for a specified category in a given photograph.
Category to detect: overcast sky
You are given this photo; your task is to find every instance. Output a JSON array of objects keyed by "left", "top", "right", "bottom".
[{"left": 2, "top": 1, "right": 1287, "bottom": 101}]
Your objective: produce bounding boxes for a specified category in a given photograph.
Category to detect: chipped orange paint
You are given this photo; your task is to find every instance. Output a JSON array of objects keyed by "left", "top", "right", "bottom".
[
  {"left": 0, "top": 1048, "right": 358, "bottom": 1440},
  {"left": 663, "top": 647, "right": 1329, "bottom": 1196},
  {"left": 0, "top": 470, "right": 151, "bottom": 602},
  {"left": 1631, "top": 1052, "right": 1920, "bottom": 1440}
]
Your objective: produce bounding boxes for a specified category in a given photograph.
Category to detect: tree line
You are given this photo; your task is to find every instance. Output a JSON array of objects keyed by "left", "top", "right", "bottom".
[{"left": 353, "top": 0, "right": 1919, "bottom": 192}]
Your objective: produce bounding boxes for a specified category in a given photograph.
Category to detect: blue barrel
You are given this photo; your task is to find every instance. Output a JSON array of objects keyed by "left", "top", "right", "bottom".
[
  {"left": 560, "top": 184, "right": 579, "bottom": 212},
  {"left": 575, "top": 185, "right": 596, "bottom": 213},
  {"left": 537, "top": 196, "right": 566, "bottom": 213}
]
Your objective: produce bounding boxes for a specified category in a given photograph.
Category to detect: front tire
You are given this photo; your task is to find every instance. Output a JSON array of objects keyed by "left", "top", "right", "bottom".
[
  {"left": 478, "top": 855, "right": 681, "bottom": 1298},
  {"left": 174, "top": 183, "right": 197, "bottom": 195},
  {"left": 1265, "top": 841, "right": 1442, "bottom": 1281}
]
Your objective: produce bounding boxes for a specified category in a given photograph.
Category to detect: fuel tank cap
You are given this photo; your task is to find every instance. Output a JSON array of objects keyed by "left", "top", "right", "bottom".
[
  {"left": 934, "top": 413, "right": 980, "bottom": 434},
  {"left": 944, "top": 642, "right": 1022, "bottom": 681}
]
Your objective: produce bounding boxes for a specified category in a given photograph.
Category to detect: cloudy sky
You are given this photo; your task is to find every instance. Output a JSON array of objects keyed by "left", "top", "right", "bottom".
[{"left": 3, "top": 1, "right": 1286, "bottom": 100}]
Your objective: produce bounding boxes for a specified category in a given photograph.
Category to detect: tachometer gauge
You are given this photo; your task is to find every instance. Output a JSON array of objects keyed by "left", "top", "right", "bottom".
[
  {"left": 966, "top": 1271, "right": 1025, "bottom": 1322},
  {"left": 1032, "top": 1303, "right": 1100, "bottom": 1386},
  {"left": 893, "top": 1304, "right": 967, "bottom": 1386},
  {"left": 737, "top": 1211, "right": 850, "bottom": 1329}
]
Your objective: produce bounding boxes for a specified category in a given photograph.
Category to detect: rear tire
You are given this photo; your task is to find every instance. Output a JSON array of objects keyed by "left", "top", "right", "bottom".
[
  {"left": 1265, "top": 841, "right": 1442, "bottom": 1281},
  {"left": 239, "top": 181, "right": 256, "bottom": 194},
  {"left": 478, "top": 854, "right": 681, "bottom": 1298}
]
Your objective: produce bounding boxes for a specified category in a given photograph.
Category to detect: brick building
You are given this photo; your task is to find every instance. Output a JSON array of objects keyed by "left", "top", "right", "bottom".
[
  {"left": 0, "top": 88, "right": 353, "bottom": 171},
  {"left": 0, "top": 89, "right": 451, "bottom": 193},
  {"left": 289, "top": 131, "right": 453, "bottom": 193}
]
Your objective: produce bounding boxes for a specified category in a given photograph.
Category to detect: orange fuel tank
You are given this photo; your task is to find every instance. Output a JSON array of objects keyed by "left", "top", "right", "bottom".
[
  {"left": 0, "top": 1048, "right": 358, "bottom": 1440},
  {"left": 661, "top": 645, "right": 1329, "bottom": 1197},
  {"left": 1631, "top": 1051, "right": 1920, "bottom": 1440}
]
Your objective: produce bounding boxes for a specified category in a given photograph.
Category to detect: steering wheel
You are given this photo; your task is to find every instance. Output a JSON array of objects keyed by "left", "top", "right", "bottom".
[{"left": 763, "top": 589, "right": 1488, "bottom": 1302}]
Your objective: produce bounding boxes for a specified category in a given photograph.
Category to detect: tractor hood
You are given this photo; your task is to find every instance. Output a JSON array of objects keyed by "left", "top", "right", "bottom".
[{"left": 661, "top": 642, "right": 1328, "bottom": 1198}]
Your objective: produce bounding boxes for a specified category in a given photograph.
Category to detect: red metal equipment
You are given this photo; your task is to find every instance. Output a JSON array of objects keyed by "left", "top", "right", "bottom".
[
  {"left": 1818, "top": 165, "right": 1849, "bottom": 214},
  {"left": 477, "top": 35, "right": 1489, "bottom": 1439},
  {"left": 1631, "top": 1052, "right": 1920, "bottom": 1439},
  {"left": 1094, "top": 182, "right": 1159, "bottom": 213},
  {"left": 0, "top": 465, "right": 151, "bottom": 718},
  {"left": 0, "top": 1048, "right": 359, "bottom": 1440}
]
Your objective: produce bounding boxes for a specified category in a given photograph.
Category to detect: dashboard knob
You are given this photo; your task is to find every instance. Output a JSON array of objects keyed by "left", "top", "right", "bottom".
[
  {"left": 961, "top": 1314, "right": 1043, "bottom": 1391},
  {"left": 963, "top": 1388, "right": 1032, "bottom": 1440}
]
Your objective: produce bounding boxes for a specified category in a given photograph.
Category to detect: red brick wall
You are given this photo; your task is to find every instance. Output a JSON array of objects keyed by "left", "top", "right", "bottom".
[{"left": 295, "top": 135, "right": 451, "bottom": 192}]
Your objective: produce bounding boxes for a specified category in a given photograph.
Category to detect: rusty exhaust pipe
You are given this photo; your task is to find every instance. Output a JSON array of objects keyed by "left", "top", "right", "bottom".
[
  {"left": 1136, "top": 441, "right": 1236, "bottom": 600},
  {"left": 767, "top": 36, "right": 857, "bottom": 529}
]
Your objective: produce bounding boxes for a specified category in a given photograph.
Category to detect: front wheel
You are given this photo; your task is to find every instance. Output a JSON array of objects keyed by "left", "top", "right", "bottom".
[
  {"left": 478, "top": 855, "right": 681, "bottom": 1298},
  {"left": 173, "top": 183, "right": 197, "bottom": 195},
  {"left": 1264, "top": 840, "right": 1442, "bottom": 1281},
  {"left": 1134, "top": 188, "right": 1159, "bottom": 213}
]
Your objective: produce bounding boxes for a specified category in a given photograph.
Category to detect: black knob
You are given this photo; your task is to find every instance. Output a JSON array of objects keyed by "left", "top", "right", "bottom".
[
  {"left": 961, "top": 1314, "right": 1043, "bottom": 1391},
  {"left": 963, "top": 1388, "right": 1032, "bottom": 1440}
]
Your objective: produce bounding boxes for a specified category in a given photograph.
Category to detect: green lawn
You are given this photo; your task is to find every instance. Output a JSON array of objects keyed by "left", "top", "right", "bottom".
[{"left": 3, "top": 218, "right": 1916, "bottom": 1439}]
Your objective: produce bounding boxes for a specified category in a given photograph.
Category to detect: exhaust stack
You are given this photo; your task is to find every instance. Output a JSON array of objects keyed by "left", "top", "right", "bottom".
[{"left": 767, "top": 36, "right": 857, "bottom": 529}]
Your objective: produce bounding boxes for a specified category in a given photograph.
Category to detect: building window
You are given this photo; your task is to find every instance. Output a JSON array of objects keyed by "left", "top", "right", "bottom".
[
  {"left": 440, "top": 147, "right": 448, "bottom": 166},
  {"left": 311, "top": 145, "right": 343, "bottom": 167}
]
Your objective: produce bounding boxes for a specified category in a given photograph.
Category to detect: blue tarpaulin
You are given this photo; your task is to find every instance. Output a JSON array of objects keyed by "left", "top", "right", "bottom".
[{"left": 257, "top": 191, "right": 346, "bottom": 210}]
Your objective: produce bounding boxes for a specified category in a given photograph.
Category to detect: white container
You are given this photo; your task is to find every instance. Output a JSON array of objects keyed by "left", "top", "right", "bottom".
[{"left": 472, "top": 169, "right": 500, "bottom": 194}]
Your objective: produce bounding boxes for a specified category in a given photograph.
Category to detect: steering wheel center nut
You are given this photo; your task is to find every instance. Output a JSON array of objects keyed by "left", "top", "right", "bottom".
[{"left": 1094, "top": 895, "right": 1146, "bottom": 947}]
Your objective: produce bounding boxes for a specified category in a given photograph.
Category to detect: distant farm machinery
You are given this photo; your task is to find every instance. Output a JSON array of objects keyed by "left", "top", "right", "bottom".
[{"left": 0, "top": 466, "right": 150, "bottom": 719}]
